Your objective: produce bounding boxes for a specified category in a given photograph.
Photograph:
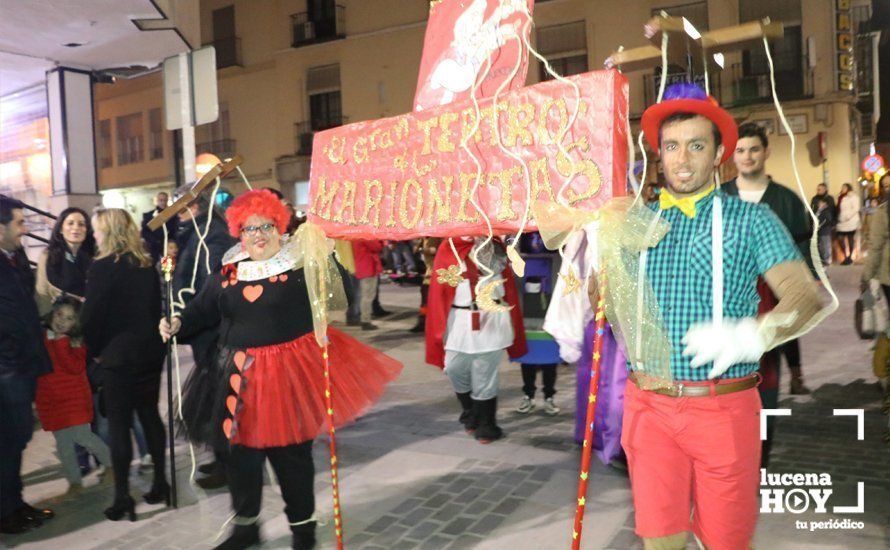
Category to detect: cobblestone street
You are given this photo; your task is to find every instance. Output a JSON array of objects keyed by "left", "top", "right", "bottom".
[{"left": 2, "top": 266, "right": 887, "bottom": 549}]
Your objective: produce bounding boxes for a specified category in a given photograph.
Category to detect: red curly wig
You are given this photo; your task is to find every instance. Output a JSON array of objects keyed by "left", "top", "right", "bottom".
[{"left": 226, "top": 189, "right": 291, "bottom": 238}]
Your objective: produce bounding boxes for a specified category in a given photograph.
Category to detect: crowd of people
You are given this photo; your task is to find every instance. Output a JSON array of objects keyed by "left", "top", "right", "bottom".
[{"left": 0, "top": 107, "right": 887, "bottom": 548}]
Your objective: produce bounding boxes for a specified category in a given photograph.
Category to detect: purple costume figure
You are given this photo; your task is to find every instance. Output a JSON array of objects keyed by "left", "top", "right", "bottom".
[{"left": 575, "top": 320, "right": 627, "bottom": 465}]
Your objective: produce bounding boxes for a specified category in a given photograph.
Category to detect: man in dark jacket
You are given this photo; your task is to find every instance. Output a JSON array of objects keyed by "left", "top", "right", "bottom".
[
  {"left": 811, "top": 183, "right": 836, "bottom": 266},
  {"left": 723, "top": 123, "right": 814, "bottom": 468},
  {"left": 142, "top": 191, "right": 178, "bottom": 264},
  {"left": 172, "top": 188, "right": 236, "bottom": 488},
  {"left": 0, "top": 196, "right": 54, "bottom": 534}
]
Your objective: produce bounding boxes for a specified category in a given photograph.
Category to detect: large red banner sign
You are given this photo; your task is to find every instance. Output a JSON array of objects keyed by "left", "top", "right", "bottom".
[
  {"left": 308, "top": 70, "right": 628, "bottom": 240},
  {"left": 414, "top": 0, "right": 534, "bottom": 111}
]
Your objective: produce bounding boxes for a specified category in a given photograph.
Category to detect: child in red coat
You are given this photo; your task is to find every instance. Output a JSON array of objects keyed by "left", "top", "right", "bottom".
[{"left": 36, "top": 297, "right": 111, "bottom": 493}]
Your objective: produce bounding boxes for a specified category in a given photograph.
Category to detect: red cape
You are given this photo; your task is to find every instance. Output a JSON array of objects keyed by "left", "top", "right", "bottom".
[{"left": 425, "top": 239, "right": 527, "bottom": 368}]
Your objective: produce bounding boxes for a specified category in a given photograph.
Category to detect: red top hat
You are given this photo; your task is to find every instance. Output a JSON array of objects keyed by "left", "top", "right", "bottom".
[{"left": 641, "top": 83, "right": 737, "bottom": 164}]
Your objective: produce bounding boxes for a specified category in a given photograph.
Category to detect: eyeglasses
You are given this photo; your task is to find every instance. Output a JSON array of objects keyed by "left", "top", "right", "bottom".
[{"left": 241, "top": 223, "right": 276, "bottom": 236}]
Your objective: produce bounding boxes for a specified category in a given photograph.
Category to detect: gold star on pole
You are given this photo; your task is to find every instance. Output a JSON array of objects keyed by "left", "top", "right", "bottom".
[
  {"left": 578, "top": 496, "right": 586, "bottom": 506},
  {"left": 436, "top": 264, "right": 464, "bottom": 287},
  {"left": 573, "top": 531, "right": 579, "bottom": 540},
  {"left": 580, "top": 471, "right": 588, "bottom": 480},
  {"left": 593, "top": 351, "right": 601, "bottom": 361},
  {"left": 561, "top": 268, "right": 582, "bottom": 295},
  {"left": 588, "top": 394, "right": 596, "bottom": 404}
]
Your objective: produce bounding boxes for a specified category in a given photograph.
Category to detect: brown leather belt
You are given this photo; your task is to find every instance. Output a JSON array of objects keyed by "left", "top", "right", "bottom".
[{"left": 628, "top": 371, "right": 759, "bottom": 398}]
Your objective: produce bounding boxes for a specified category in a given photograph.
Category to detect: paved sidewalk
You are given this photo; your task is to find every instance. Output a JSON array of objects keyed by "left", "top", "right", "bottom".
[{"left": 2, "top": 267, "right": 887, "bottom": 549}]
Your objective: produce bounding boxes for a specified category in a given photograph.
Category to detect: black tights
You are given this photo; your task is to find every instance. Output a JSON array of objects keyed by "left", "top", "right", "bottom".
[
  {"left": 228, "top": 441, "right": 315, "bottom": 533},
  {"left": 106, "top": 399, "right": 167, "bottom": 499}
]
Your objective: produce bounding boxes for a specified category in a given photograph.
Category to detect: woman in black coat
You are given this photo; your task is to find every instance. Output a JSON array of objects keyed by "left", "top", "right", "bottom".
[{"left": 80, "top": 208, "right": 168, "bottom": 521}]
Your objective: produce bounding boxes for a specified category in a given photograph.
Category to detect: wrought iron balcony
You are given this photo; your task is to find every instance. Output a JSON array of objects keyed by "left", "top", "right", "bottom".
[{"left": 291, "top": 5, "right": 345, "bottom": 47}]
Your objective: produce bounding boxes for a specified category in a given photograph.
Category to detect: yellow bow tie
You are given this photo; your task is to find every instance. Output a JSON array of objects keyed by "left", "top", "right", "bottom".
[{"left": 658, "top": 185, "right": 716, "bottom": 218}]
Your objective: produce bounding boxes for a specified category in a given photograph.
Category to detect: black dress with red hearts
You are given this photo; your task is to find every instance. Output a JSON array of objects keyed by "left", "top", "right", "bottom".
[{"left": 177, "top": 262, "right": 402, "bottom": 449}]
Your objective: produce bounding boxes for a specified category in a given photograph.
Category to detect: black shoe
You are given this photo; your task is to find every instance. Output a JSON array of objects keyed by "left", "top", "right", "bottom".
[
  {"left": 346, "top": 318, "right": 362, "bottom": 327},
  {"left": 409, "top": 317, "right": 425, "bottom": 333},
  {"left": 198, "top": 461, "right": 218, "bottom": 475},
  {"left": 20, "top": 503, "right": 54, "bottom": 521},
  {"left": 361, "top": 322, "right": 378, "bottom": 331},
  {"left": 455, "top": 392, "right": 477, "bottom": 434},
  {"left": 214, "top": 524, "right": 261, "bottom": 550},
  {"left": 842, "top": 258, "right": 853, "bottom": 265},
  {"left": 196, "top": 466, "right": 228, "bottom": 490},
  {"left": 0, "top": 508, "right": 43, "bottom": 534},
  {"left": 473, "top": 397, "right": 504, "bottom": 444},
  {"left": 291, "top": 523, "right": 317, "bottom": 549},
  {"left": 104, "top": 496, "right": 137, "bottom": 522},
  {"left": 372, "top": 308, "right": 391, "bottom": 319},
  {"left": 143, "top": 481, "right": 171, "bottom": 505}
]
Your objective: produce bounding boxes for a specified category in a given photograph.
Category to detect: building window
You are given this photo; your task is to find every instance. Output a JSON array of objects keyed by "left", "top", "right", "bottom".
[
  {"left": 97, "top": 119, "right": 112, "bottom": 168},
  {"left": 536, "top": 21, "right": 587, "bottom": 81},
  {"left": 148, "top": 108, "right": 163, "bottom": 160},
  {"left": 211, "top": 5, "right": 241, "bottom": 68},
  {"left": 736, "top": 0, "right": 805, "bottom": 103},
  {"left": 652, "top": 1, "right": 709, "bottom": 31},
  {"left": 306, "top": 64, "right": 343, "bottom": 130},
  {"left": 292, "top": 0, "right": 345, "bottom": 47},
  {"left": 115, "top": 113, "right": 143, "bottom": 166},
  {"left": 541, "top": 55, "right": 588, "bottom": 81},
  {"left": 196, "top": 102, "right": 236, "bottom": 159}
]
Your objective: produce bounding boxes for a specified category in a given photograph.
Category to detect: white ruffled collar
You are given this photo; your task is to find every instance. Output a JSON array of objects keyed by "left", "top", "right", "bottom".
[{"left": 222, "top": 235, "right": 300, "bottom": 282}]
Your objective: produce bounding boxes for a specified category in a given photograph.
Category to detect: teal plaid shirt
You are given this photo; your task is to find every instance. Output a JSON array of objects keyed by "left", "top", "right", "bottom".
[{"left": 643, "top": 190, "right": 801, "bottom": 381}]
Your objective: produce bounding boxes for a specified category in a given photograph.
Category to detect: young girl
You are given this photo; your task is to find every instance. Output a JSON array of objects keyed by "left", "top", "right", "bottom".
[{"left": 36, "top": 297, "right": 111, "bottom": 494}]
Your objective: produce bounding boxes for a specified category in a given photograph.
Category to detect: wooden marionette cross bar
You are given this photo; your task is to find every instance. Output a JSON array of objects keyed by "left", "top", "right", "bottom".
[
  {"left": 608, "top": 17, "right": 785, "bottom": 73},
  {"left": 147, "top": 154, "right": 244, "bottom": 231}
]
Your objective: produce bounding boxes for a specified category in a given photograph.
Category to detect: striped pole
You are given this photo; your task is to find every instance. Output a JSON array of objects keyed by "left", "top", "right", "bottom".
[
  {"left": 322, "top": 346, "right": 344, "bottom": 549},
  {"left": 571, "top": 272, "right": 606, "bottom": 549}
]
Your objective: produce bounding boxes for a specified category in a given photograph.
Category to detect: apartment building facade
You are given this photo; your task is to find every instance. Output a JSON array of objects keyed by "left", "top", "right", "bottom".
[{"left": 90, "top": 0, "right": 878, "bottom": 215}]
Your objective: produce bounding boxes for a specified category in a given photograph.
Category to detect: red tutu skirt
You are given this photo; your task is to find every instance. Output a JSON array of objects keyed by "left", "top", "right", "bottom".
[{"left": 219, "top": 328, "right": 403, "bottom": 448}]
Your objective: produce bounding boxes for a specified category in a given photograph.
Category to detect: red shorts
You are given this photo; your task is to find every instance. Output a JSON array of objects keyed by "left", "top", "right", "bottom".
[{"left": 621, "top": 380, "right": 761, "bottom": 550}]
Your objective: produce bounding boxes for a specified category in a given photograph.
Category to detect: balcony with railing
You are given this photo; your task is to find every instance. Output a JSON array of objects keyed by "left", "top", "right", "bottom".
[
  {"left": 197, "top": 138, "right": 238, "bottom": 159},
  {"left": 206, "top": 36, "right": 242, "bottom": 69},
  {"left": 294, "top": 117, "right": 348, "bottom": 156},
  {"left": 291, "top": 5, "right": 346, "bottom": 47},
  {"left": 724, "top": 61, "right": 813, "bottom": 107}
]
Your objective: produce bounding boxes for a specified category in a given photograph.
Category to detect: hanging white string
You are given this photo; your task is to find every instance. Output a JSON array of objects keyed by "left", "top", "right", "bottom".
[
  {"left": 631, "top": 31, "right": 670, "bottom": 209},
  {"left": 761, "top": 36, "right": 838, "bottom": 339}
]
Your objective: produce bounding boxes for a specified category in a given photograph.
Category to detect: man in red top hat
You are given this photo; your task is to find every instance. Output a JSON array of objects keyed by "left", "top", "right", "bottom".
[
  {"left": 612, "top": 83, "right": 823, "bottom": 549},
  {"left": 426, "top": 237, "right": 526, "bottom": 443}
]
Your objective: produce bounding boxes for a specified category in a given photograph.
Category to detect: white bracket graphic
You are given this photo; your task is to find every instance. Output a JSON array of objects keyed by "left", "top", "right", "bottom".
[
  {"left": 832, "top": 409, "right": 865, "bottom": 440},
  {"left": 760, "top": 408, "right": 791, "bottom": 440},
  {"left": 833, "top": 482, "right": 865, "bottom": 514}
]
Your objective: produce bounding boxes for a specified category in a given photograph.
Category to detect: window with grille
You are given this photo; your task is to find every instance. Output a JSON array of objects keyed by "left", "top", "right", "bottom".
[
  {"left": 97, "top": 119, "right": 112, "bottom": 168},
  {"left": 115, "top": 113, "right": 143, "bottom": 166},
  {"left": 148, "top": 108, "right": 163, "bottom": 160}
]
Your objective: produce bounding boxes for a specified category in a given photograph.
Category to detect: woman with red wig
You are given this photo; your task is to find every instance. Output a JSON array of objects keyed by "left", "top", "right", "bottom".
[{"left": 160, "top": 189, "right": 402, "bottom": 549}]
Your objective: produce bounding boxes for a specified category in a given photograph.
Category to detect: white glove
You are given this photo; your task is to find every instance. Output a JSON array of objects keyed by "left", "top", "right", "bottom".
[{"left": 681, "top": 318, "right": 765, "bottom": 379}]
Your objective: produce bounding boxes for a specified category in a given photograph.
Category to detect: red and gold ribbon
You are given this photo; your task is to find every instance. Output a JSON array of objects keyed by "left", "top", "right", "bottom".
[{"left": 322, "top": 345, "right": 344, "bottom": 549}]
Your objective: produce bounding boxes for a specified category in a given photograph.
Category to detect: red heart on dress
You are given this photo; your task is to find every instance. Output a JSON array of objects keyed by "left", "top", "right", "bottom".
[
  {"left": 233, "top": 351, "right": 247, "bottom": 371},
  {"left": 222, "top": 418, "right": 233, "bottom": 439},
  {"left": 229, "top": 373, "right": 241, "bottom": 393},
  {"left": 226, "top": 396, "right": 237, "bottom": 415},
  {"left": 279, "top": 274, "right": 288, "bottom": 282},
  {"left": 270, "top": 275, "right": 278, "bottom": 283},
  {"left": 221, "top": 281, "right": 229, "bottom": 288},
  {"left": 242, "top": 285, "right": 263, "bottom": 303}
]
